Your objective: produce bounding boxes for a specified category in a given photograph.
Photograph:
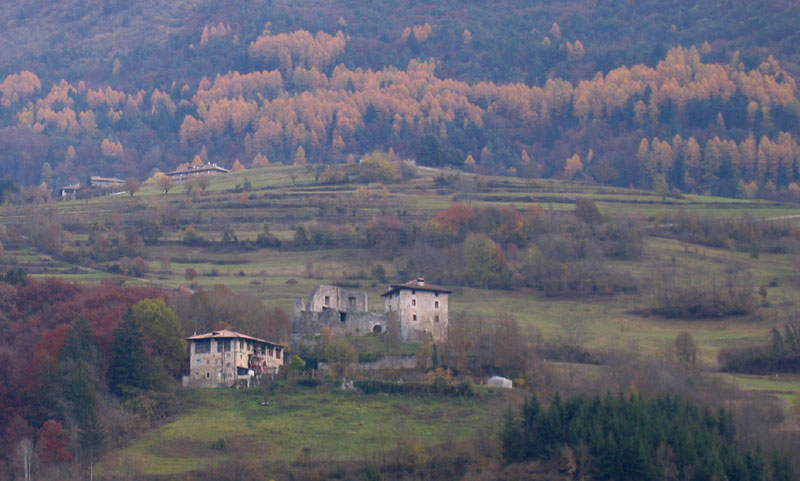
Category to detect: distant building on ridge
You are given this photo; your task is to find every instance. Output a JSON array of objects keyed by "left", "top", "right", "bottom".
[{"left": 167, "top": 163, "right": 230, "bottom": 181}]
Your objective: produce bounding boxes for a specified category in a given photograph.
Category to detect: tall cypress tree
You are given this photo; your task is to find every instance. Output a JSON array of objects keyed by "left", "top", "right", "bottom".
[{"left": 108, "top": 308, "right": 149, "bottom": 397}]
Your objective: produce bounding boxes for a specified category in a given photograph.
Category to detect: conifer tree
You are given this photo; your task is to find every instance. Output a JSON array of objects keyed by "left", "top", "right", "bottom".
[{"left": 108, "top": 308, "right": 149, "bottom": 397}]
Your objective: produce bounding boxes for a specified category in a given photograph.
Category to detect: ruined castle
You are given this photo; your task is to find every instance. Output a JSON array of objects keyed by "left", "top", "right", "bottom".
[{"left": 293, "top": 278, "right": 451, "bottom": 343}]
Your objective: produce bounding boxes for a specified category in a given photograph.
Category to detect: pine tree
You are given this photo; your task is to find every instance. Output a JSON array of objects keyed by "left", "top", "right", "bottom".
[
  {"left": 78, "top": 409, "right": 105, "bottom": 469},
  {"left": 108, "top": 309, "right": 149, "bottom": 397},
  {"left": 61, "top": 316, "right": 96, "bottom": 364}
]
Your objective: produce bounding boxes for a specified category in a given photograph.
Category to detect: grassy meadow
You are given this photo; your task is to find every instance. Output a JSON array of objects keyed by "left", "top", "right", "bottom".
[
  {"left": 3, "top": 165, "right": 800, "bottom": 477},
  {"left": 3, "top": 164, "right": 800, "bottom": 364},
  {"left": 99, "top": 386, "right": 509, "bottom": 476}
]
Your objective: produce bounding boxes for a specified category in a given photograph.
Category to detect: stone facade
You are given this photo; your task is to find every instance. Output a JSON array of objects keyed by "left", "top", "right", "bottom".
[
  {"left": 382, "top": 278, "right": 450, "bottom": 342},
  {"left": 186, "top": 330, "right": 285, "bottom": 387},
  {"left": 292, "top": 279, "right": 450, "bottom": 343},
  {"left": 293, "top": 285, "right": 386, "bottom": 337},
  {"left": 302, "top": 285, "right": 368, "bottom": 314},
  {"left": 292, "top": 309, "right": 389, "bottom": 337}
]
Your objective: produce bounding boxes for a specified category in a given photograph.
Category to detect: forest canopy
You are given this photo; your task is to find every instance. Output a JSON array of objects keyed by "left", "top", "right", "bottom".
[{"left": 0, "top": 0, "right": 798, "bottom": 199}]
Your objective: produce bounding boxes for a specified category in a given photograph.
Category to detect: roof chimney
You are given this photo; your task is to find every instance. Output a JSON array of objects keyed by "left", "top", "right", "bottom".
[{"left": 417, "top": 277, "right": 424, "bottom": 285}]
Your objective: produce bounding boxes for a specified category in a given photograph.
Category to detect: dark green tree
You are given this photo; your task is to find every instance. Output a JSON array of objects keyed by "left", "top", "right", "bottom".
[
  {"left": 108, "top": 308, "right": 150, "bottom": 397},
  {"left": 78, "top": 409, "right": 105, "bottom": 468}
]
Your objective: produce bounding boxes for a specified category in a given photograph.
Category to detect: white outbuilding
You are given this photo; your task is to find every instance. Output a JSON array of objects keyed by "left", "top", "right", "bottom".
[{"left": 486, "top": 376, "right": 513, "bottom": 389}]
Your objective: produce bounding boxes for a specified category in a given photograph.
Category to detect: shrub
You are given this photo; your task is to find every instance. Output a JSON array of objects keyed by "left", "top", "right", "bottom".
[{"left": 182, "top": 226, "right": 205, "bottom": 245}]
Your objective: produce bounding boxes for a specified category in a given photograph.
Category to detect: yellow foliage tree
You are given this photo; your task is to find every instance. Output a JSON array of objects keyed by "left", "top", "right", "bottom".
[
  {"left": 549, "top": 22, "right": 562, "bottom": 39},
  {"left": 563, "top": 154, "right": 583, "bottom": 179},
  {"left": 462, "top": 29, "right": 472, "bottom": 46},
  {"left": 252, "top": 153, "right": 270, "bottom": 168},
  {"left": 101, "top": 138, "right": 123, "bottom": 157},
  {"left": 294, "top": 145, "right": 307, "bottom": 165}
]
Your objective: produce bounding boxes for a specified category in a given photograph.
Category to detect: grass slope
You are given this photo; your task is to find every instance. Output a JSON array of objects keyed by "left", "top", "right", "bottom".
[
  {"left": 3, "top": 166, "right": 800, "bottom": 364},
  {"left": 100, "top": 387, "right": 505, "bottom": 476}
]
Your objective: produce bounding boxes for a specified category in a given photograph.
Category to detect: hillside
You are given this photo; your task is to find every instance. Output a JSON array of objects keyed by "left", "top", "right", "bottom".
[
  {"left": 3, "top": 165, "right": 800, "bottom": 362},
  {"left": 2, "top": 166, "right": 800, "bottom": 479}
]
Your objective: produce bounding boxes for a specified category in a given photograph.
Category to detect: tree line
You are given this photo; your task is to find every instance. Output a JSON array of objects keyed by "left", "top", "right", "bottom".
[{"left": 0, "top": 274, "right": 289, "bottom": 479}]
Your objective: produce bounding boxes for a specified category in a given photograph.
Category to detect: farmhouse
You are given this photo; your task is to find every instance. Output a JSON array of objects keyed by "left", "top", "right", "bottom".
[
  {"left": 58, "top": 183, "right": 81, "bottom": 200},
  {"left": 185, "top": 330, "right": 285, "bottom": 387},
  {"left": 89, "top": 176, "right": 125, "bottom": 188},
  {"left": 167, "top": 163, "right": 230, "bottom": 181},
  {"left": 293, "top": 278, "right": 451, "bottom": 343},
  {"left": 383, "top": 278, "right": 451, "bottom": 343}
]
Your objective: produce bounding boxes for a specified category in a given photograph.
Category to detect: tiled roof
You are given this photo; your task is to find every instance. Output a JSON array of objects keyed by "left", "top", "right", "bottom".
[
  {"left": 186, "top": 329, "right": 285, "bottom": 347},
  {"left": 381, "top": 278, "right": 452, "bottom": 296}
]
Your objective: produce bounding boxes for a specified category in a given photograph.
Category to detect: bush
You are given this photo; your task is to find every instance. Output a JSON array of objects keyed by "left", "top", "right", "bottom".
[
  {"left": 648, "top": 267, "right": 755, "bottom": 318},
  {"left": 297, "top": 378, "right": 321, "bottom": 388},
  {"left": 354, "top": 378, "right": 482, "bottom": 397},
  {"left": 182, "top": 226, "right": 205, "bottom": 245}
]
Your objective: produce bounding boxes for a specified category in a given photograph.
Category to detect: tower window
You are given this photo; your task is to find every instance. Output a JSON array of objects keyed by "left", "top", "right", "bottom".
[{"left": 412, "top": 314, "right": 417, "bottom": 321}]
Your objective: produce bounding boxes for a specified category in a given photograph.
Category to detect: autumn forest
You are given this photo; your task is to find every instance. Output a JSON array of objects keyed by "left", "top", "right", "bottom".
[{"left": 0, "top": 0, "right": 799, "bottom": 198}]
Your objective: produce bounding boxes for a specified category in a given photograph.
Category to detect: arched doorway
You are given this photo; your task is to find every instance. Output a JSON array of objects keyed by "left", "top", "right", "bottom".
[{"left": 372, "top": 325, "right": 383, "bottom": 333}]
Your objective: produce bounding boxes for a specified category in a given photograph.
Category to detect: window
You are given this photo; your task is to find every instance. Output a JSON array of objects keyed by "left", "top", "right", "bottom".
[
  {"left": 412, "top": 299, "right": 416, "bottom": 306},
  {"left": 435, "top": 301, "right": 439, "bottom": 308},
  {"left": 217, "top": 340, "right": 223, "bottom": 353},
  {"left": 435, "top": 292, "right": 439, "bottom": 297},
  {"left": 324, "top": 295, "right": 330, "bottom": 306},
  {"left": 195, "top": 339, "right": 211, "bottom": 354},
  {"left": 412, "top": 289, "right": 416, "bottom": 295},
  {"left": 412, "top": 314, "right": 417, "bottom": 321},
  {"left": 223, "top": 339, "right": 231, "bottom": 352},
  {"left": 349, "top": 297, "right": 356, "bottom": 308},
  {"left": 239, "top": 340, "right": 244, "bottom": 350},
  {"left": 435, "top": 315, "right": 440, "bottom": 322}
]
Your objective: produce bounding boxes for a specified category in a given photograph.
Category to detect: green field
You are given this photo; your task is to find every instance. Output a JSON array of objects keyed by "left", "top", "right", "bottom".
[
  {"left": 100, "top": 386, "right": 508, "bottom": 476},
  {"left": 4, "top": 165, "right": 800, "bottom": 365},
  {"left": 732, "top": 374, "right": 800, "bottom": 403},
  {"left": 5, "top": 166, "right": 800, "bottom": 477}
]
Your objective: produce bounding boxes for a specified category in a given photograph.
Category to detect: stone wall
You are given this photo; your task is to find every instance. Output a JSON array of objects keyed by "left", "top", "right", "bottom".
[
  {"left": 303, "top": 285, "right": 368, "bottom": 313},
  {"left": 292, "top": 310, "right": 388, "bottom": 337}
]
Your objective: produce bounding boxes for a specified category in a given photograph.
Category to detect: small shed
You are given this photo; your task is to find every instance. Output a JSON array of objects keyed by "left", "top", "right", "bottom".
[{"left": 487, "top": 376, "right": 513, "bottom": 389}]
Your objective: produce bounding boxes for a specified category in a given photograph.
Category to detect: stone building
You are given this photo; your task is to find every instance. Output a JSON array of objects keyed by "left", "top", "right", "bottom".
[
  {"left": 293, "top": 285, "right": 386, "bottom": 336},
  {"left": 383, "top": 278, "right": 451, "bottom": 342},
  {"left": 304, "top": 285, "right": 368, "bottom": 314},
  {"left": 89, "top": 176, "right": 125, "bottom": 188},
  {"left": 186, "top": 330, "right": 285, "bottom": 387},
  {"left": 167, "top": 164, "right": 230, "bottom": 181},
  {"left": 292, "top": 279, "right": 451, "bottom": 343}
]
